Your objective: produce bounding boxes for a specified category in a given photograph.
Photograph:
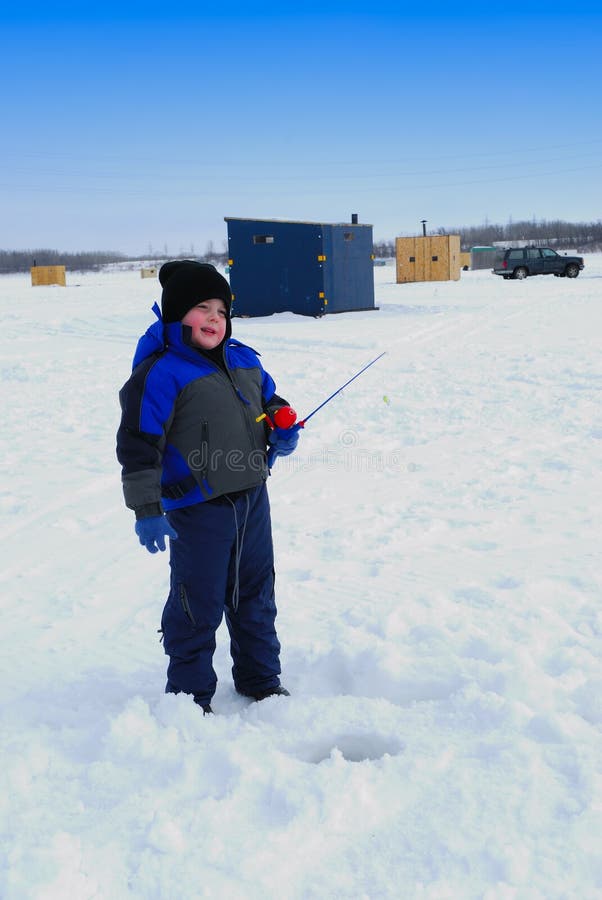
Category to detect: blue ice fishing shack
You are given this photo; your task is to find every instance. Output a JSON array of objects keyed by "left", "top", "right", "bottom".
[{"left": 224, "top": 216, "right": 377, "bottom": 317}]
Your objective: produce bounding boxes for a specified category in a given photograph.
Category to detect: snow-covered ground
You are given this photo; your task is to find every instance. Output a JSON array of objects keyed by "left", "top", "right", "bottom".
[{"left": 1, "top": 258, "right": 601, "bottom": 899}]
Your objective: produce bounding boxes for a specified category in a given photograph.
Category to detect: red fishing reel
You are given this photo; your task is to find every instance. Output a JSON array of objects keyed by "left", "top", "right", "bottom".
[{"left": 272, "top": 406, "right": 298, "bottom": 429}]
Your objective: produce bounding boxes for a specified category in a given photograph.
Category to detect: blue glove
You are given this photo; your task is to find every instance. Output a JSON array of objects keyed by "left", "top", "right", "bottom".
[
  {"left": 135, "top": 516, "right": 178, "bottom": 553},
  {"left": 267, "top": 425, "right": 301, "bottom": 468}
]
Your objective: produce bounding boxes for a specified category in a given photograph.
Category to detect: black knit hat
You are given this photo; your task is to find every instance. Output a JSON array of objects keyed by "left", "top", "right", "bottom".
[{"left": 159, "top": 260, "right": 232, "bottom": 325}]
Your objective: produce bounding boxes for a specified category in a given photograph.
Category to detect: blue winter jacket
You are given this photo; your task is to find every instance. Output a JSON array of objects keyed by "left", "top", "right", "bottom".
[{"left": 116, "top": 305, "right": 280, "bottom": 517}]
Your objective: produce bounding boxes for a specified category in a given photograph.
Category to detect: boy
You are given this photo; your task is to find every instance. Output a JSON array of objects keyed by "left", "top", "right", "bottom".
[{"left": 116, "top": 260, "right": 299, "bottom": 714}]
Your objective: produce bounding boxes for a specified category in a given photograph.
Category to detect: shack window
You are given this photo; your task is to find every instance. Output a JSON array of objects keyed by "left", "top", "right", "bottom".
[
  {"left": 432, "top": 256, "right": 438, "bottom": 262},
  {"left": 253, "top": 235, "right": 274, "bottom": 244},
  {"left": 343, "top": 232, "right": 354, "bottom": 241},
  {"left": 409, "top": 256, "right": 415, "bottom": 263}
]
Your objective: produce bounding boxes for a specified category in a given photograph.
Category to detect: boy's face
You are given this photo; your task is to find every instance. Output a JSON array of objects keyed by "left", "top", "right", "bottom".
[{"left": 181, "top": 298, "right": 228, "bottom": 350}]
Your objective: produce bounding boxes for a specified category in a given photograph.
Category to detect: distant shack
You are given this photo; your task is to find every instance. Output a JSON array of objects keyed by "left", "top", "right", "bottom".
[
  {"left": 396, "top": 235, "right": 461, "bottom": 283},
  {"left": 31, "top": 265, "right": 66, "bottom": 287},
  {"left": 470, "top": 247, "right": 497, "bottom": 270},
  {"left": 225, "top": 216, "right": 376, "bottom": 317}
]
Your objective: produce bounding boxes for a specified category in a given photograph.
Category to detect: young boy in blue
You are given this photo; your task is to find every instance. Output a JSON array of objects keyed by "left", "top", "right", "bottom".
[{"left": 117, "top": 260, "right": 299, "bottom": 714}]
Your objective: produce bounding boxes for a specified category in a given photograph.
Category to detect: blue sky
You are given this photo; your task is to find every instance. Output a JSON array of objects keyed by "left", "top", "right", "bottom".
[{"left": 1, "top": 1, "right": 601, "bottom": 255}]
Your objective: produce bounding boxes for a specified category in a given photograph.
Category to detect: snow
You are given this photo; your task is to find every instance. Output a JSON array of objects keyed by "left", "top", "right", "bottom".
[{"left": 1, "top": 259, "right": 601, "bottom": 899}]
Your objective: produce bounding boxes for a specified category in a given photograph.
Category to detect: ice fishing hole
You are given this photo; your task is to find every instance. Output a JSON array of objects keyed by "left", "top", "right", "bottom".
[{"left": 297, "top": 733, "right": 404, "bottom": 764}]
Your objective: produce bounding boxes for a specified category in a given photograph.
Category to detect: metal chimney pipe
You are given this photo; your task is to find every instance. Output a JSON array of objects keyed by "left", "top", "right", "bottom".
[
  {"left": 351, "top": 213, "right": 358, "bottom": 224},
  {"left": 421, "top": 219, "right": 427, "bottom": 237}
]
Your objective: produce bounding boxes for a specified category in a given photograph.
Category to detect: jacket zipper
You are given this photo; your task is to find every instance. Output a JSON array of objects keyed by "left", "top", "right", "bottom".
[
  {"left": 200, "top": 420, "right": 209, "bottom": 480},
  {"left": 211, "top": 364, "right": 260, "bottom": 457},
  {"left": 186, "top": 348, "right": 262, "bottom": 467}
]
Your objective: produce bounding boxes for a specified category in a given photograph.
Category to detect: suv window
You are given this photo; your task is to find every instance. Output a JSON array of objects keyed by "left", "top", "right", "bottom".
[
  {"left": 541, "top": 248, "right": 558, "bottom": 258},
  {"left": 508, "top": 250, "right": 524, "bottom": 260},
  {"left": 527, "top": 248, "right": 541, "bottom": 259}
]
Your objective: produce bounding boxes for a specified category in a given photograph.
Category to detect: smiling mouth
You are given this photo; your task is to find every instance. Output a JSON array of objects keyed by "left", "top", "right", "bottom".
[{"left": 201, "top": 327, "right": 217, "bottom": 335}]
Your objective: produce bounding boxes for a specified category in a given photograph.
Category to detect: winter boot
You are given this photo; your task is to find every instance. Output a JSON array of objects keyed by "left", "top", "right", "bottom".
[
  {"left": 193, "top": 696, "right": 213, "bottom": 715},
  {"left": 245, "top": 685, "right": 290, "bottom": 702}
]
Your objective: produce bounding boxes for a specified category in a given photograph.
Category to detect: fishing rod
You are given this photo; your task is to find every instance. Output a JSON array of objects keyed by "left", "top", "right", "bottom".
[
  {"left": 259, "top": 351, "right": 387, "bottom": 466},
  {"left": 296, "top": 351, "right": 387, "bottom": 427}
]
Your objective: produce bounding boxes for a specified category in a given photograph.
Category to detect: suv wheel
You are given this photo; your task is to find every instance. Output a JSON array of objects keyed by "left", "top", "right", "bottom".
[
  {"left": 565, "top": 264, "right": 580, "bottom": 278},
  {"left": 513, "top": 267, "right": 528, "bottom": 280}
]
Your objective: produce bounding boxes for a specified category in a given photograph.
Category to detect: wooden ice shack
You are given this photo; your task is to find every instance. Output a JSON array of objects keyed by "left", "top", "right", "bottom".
[
  {"left": 395, "top": 235, "right": 461, "bottom": 283},
  {"left": 30, "top": 265, "right": 66, "bottom": 287}
]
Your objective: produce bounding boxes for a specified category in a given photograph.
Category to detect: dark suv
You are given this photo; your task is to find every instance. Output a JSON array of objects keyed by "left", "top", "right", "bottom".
[{"left": 493, "top": 247, "right": 584, "bottom": 280}]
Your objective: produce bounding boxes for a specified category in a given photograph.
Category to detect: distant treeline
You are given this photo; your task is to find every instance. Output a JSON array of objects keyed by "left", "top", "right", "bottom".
[
  {"left": 373, "top": 218, "right": 602, "bottom": 257},
  {"left": 2, "top": 219, "right": 601, "bottom": 272},
  {"left": 0, "top": 248, "right": 230, "bottom": 274},
  {"left": 0, "top": 249, "right": 128, "bottom": 274}
]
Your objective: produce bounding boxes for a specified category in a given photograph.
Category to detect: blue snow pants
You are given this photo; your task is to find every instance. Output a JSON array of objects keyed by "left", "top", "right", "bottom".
[{"left": 161, "top": 483, "right": 281, "bottom": 706}]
